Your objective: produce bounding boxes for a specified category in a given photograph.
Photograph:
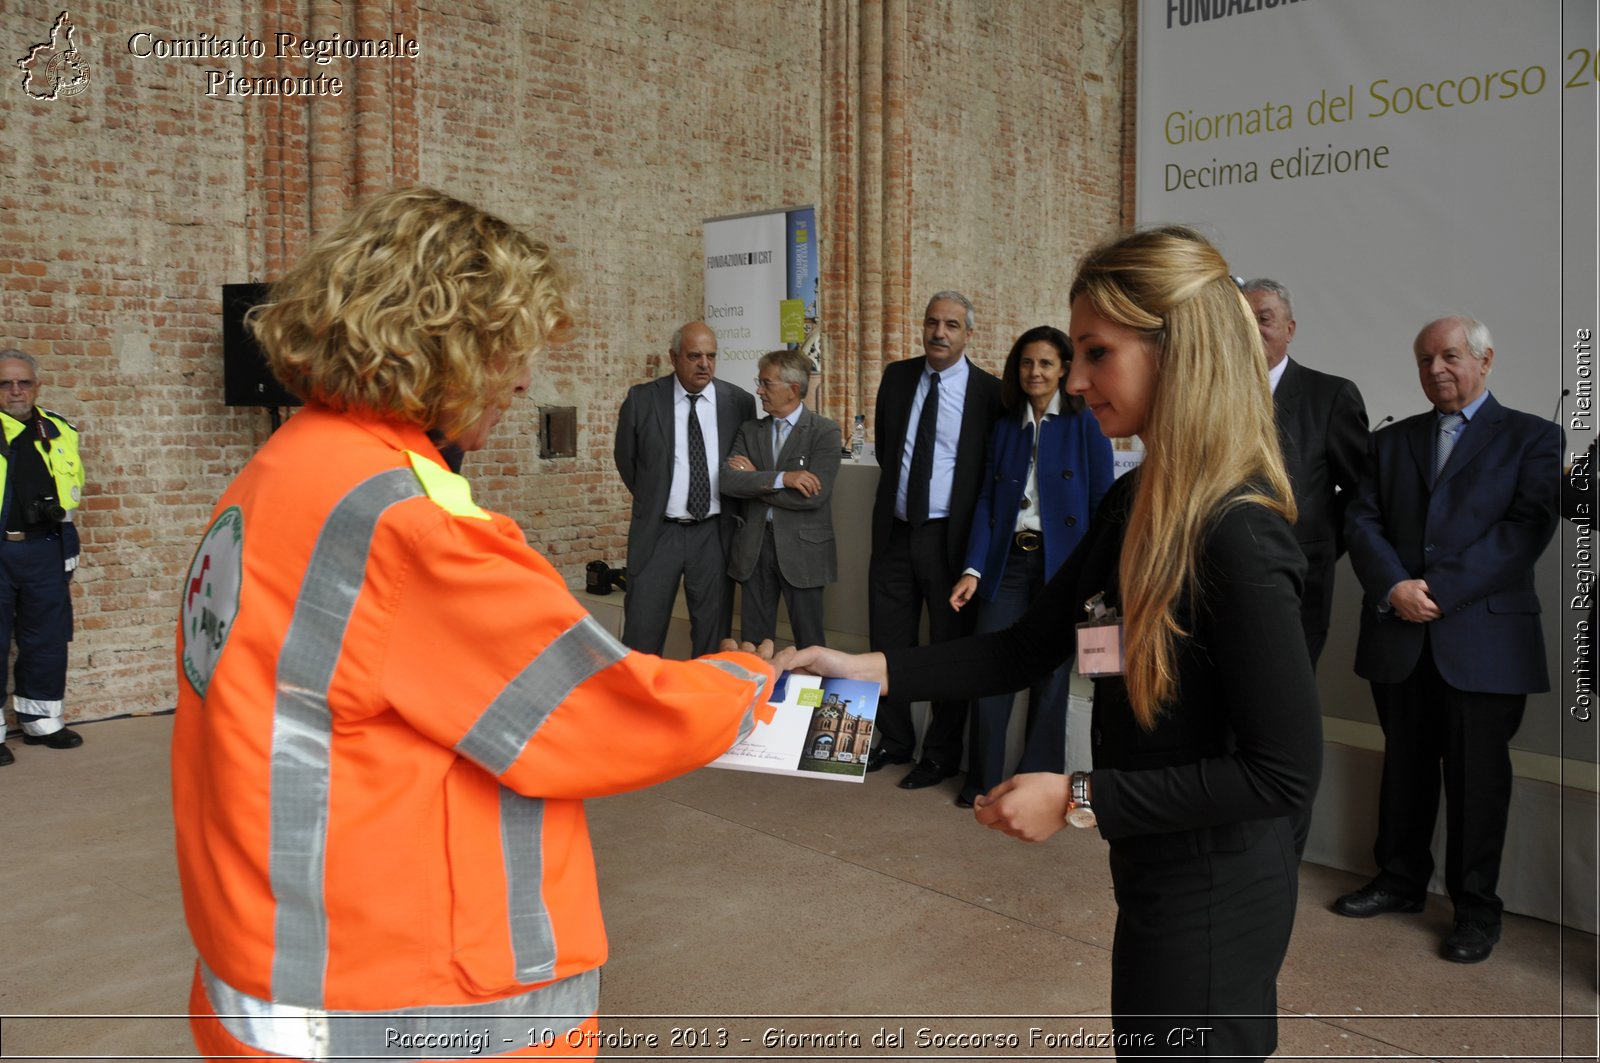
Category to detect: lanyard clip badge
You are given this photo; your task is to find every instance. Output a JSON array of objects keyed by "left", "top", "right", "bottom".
[{"left": 1076, "top": 592, "right": 1125, "bottom": 677}]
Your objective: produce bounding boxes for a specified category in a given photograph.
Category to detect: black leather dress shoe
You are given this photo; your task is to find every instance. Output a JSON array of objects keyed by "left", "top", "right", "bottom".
[
  {"left": 865, "top": 748, "right": 912, "bottom": 773},
  {"left": 22, "top": 727, "right": 83, "bottom": 749},
  {"left": 898, "top": 759, "right": 959, "bottom": 790},
  {"left": 1333, "top": 883, "right": 1425, "bottom": 918},
  {"left": 954, "top": 792, "right": 975, "bottom": 809},
  {"left": 0, "top": 742, "right": 12, "bottom": 767},
  {"left": 1442, "top": 920, "right": 1499, "bottom": 963}
]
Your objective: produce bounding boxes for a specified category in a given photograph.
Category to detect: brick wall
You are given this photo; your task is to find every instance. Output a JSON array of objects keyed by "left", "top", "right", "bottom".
[
  {"left": 812, "top": 0, "right": 1131, "bottom": 431},
  {"left": 900, "top": 0, "right": 1131, "bottom": 377},
  {"left": 1, "top": 0, "right": 1130, "bottom": 724}
]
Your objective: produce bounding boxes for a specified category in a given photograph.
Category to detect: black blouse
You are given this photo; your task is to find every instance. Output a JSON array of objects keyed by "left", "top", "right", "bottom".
[{"left": 885, "top": 472, "right": 1323, "bottom": 860}]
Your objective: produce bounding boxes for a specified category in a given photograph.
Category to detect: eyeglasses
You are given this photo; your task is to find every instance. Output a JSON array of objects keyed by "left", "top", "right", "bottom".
[
  {"left": 0, "top": 380, "right": 37, "bottom": 392},
  {"left": 753, "top": 377, "right": 789, "bottom": 392}
]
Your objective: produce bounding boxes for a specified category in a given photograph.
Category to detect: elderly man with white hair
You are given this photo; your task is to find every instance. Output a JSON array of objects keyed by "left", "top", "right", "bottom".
[{"left": 1336, "top": 315, "right": 1561, "bottom": 965}]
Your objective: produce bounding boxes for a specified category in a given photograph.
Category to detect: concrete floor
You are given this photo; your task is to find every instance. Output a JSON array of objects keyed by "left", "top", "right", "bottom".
[{"left": 1, "top": 713, "right": 1596, "bottom": 1061}]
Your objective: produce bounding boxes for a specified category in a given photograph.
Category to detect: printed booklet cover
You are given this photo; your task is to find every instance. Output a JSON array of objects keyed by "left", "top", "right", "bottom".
[{"left": 711, "top": 671, "right": 881, "bottom": 783}]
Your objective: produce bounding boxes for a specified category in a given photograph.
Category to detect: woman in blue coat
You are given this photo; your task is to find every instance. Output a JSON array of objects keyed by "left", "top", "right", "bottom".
[{"left": 949, "top": 325, "right": 1115, "bottom": 807}]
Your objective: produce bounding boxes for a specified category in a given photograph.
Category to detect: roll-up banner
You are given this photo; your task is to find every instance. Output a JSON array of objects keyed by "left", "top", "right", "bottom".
[
  {"left": 704, "top": 206, "right": 818, "bottom": 400},
  {"left": 786, "top": 207, "right": 820, "bottom": 354}
]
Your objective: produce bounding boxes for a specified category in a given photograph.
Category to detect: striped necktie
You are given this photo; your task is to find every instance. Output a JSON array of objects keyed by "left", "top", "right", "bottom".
[
  {"left": 1433, "top": 411, "right": 1464, "bottom": 483},
  {"left": 686, "top": 393, "right": 710, "bottom": 519}
]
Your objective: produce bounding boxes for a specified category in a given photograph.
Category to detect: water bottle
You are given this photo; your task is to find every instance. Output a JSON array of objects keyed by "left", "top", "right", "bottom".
[{"left": 851, "top": 414, "right": 866, "bottom": 460}]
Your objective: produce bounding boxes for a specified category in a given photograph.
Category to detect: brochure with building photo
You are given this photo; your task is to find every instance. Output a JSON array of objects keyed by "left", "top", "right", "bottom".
[{"left": 711, "top": 671, "right": 880, "bottom": 783}]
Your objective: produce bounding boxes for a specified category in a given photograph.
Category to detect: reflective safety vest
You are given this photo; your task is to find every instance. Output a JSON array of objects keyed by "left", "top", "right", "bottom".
[
  {"left": 173, "top": 406, "right": 772, "bottom": 1062},
  {"left": 0, "top": 406, "right": 84, "bottom": 518}
]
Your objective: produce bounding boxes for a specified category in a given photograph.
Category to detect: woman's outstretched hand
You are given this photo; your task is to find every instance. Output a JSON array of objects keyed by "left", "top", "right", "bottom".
[{"left": 770, "top": 646, "right": 890, "bottom": 693}]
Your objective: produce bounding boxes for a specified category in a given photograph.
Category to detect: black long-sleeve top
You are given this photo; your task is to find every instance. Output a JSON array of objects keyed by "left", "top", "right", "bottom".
[{"left": 886, "top": 472, "right": 1323, "bottom": 861}]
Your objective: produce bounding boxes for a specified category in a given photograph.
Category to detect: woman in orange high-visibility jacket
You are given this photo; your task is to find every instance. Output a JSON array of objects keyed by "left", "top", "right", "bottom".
[{"left": 173, "top": 188, "right": 773, "bottom": 1063}]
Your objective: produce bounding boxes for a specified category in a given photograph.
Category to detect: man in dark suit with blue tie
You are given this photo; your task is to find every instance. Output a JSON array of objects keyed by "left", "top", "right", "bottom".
[
  {"left": 866, "top": 291, "right": 1003, "bottom": 790},
  {"left": 1336, "top": 315, "right": 1561, "bottom": 965},
  {"left": 614, "top": 322, "right": 756, "bottom": 657}
]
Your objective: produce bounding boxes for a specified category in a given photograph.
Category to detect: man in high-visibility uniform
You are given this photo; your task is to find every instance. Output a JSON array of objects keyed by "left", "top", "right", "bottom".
[
  {"left": 173, "top": 189, "right": 774, "bottom": 1062},
  {"left": 0, "top": 350, "right": 85, "bottom": 767}
]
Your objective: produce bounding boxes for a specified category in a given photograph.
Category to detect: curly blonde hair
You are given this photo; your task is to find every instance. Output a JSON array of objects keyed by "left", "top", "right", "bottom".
[
  {"left": 249, "top": 187, "right": 574, "bottom": 440},
  {"left": 1069, "top": 225, "right": 1295, "bottom": 730}
]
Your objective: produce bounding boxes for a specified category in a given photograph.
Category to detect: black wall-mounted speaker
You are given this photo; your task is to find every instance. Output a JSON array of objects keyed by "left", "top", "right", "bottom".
[{"left": 222, "top": 282, "right": 302, "bottom": 408}]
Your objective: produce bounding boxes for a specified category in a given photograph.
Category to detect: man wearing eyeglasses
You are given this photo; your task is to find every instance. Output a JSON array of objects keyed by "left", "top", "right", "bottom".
[
  {"left": 722, "top": 349, "right": 841, "bottom": 649},
  {"left": 615, "top": 323, "right": 756, "bottom": 657},
  {"left": 0, "top": 351, "right": 86, "bottom": 767}
]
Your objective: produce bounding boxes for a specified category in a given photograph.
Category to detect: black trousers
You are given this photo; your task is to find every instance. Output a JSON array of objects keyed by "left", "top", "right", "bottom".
[
  {"left": 0, "top": 534, "right": 73, "bottom": 725},
  {"left": 1370, "top": 638, "right": 1526, "bottom": 924},
  {"left": 1108, "top": 818, "right": 1298, "bottom": 1061},
  {"left": 963, "top": 543, "right": 1069, "bottom": 800},
  {"left": 867, "top": 518, "right": 971, "bottom": 766}
]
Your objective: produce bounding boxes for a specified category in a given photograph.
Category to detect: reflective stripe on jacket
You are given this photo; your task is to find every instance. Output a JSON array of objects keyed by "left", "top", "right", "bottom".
[
  {"left": 189, "top": 961, "right": 600, "bottom": 1060},
  {"left": 173, "top": 406, "right": 771, "bottom": 1062},
  {"left": 0, "top": 406, "right": 84, "bottom": 517}
]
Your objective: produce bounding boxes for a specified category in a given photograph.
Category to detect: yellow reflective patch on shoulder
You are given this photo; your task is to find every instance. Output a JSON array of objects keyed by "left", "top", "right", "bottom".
[{"left": 405, "top": 450, "right": 490, "bottom": 520}]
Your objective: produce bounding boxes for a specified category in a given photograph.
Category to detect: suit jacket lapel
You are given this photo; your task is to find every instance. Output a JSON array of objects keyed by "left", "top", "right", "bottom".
[
  {"left": 957, "top": 361, "right": 986, "bottom": 453},
  {"left": 715, "top": 380, "right": 741, "bottom": 453},
  {"left": 883, "top": 359, "right": 921, "bottom": 485},
  {"left": 653, "top": 376, "right": 675, "bottom": 454},
  {"left": 1274, "top": 361, "right": 1305, "bottom": 431},
  {"left": 777, "top": 408, "right": 813, "bottom": 464},
  {"left": 1406, "top": 414, "right": 1434, "bottom": 486},
  {"left": 1434, "top": 394, "right": 1503, "bottom": 490}
]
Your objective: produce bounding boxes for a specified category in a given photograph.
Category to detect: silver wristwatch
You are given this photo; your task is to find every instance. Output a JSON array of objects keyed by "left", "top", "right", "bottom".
[{"left": 1066, "top": 771, "right": 1097, "bottom": 829}]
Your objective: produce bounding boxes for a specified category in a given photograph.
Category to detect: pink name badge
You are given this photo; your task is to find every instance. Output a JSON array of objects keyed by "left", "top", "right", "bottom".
[{"left": 1076, "top": 621, "right": 1124, "bottom": 677}]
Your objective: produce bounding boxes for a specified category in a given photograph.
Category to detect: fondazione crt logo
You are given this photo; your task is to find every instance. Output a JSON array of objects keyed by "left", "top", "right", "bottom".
[{"left": 17, "top": 9, "right": 90, "bottom": 100}]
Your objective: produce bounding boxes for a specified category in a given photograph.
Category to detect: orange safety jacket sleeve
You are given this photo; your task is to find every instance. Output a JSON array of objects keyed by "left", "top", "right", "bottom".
[{"left": 376, "top": 499, "right": 775, "bottom": 800}]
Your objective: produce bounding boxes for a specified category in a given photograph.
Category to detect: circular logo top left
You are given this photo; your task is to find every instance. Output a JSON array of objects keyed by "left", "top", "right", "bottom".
[{"left": 181, "top": 507, "right": 244, "bottom": 697}]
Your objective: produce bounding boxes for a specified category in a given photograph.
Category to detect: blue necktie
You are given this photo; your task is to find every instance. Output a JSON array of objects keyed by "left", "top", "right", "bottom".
[
  {"left": 766, "top": 419, "right": 791, "bottom": 524},
  {"left": 1433, "top": 411, "right": 1464, "bottom": 483}
]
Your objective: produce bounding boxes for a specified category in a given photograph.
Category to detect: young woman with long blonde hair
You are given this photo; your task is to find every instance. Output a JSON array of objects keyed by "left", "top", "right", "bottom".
[{"left": 780, "top": 225, "right": 1321, "bottom": 1060}]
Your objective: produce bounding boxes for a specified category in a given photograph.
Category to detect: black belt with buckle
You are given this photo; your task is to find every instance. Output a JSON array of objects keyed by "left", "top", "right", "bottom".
[
  {"left": 3, "top": 529, "right": 57, "bottom": 542},
  {"left": 1013, "top": 530, "right": 1042, "bottom": 552},
  {"left": 664, "top": 516, "right": 712, "bottom": 526}
]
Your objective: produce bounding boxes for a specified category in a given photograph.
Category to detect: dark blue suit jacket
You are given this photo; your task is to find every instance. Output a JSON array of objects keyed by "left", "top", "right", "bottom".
[
  {"left": 1345, "top": 392, "right": 1560, "bottom": 694},
  {"left": 871, "top": 356, "right": 1003, "bottom": 572},
  {"left": 963, "top": 404, "right": 1115, "bottom": 601}
]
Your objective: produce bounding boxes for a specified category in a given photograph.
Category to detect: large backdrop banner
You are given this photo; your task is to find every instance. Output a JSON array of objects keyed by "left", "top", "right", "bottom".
[
  {"left": 1138, "top": 0, "right": 1593, "bottom": 431},
  {"left": 1137, "top": 0, "right": 1597, "bottom": 752}
]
